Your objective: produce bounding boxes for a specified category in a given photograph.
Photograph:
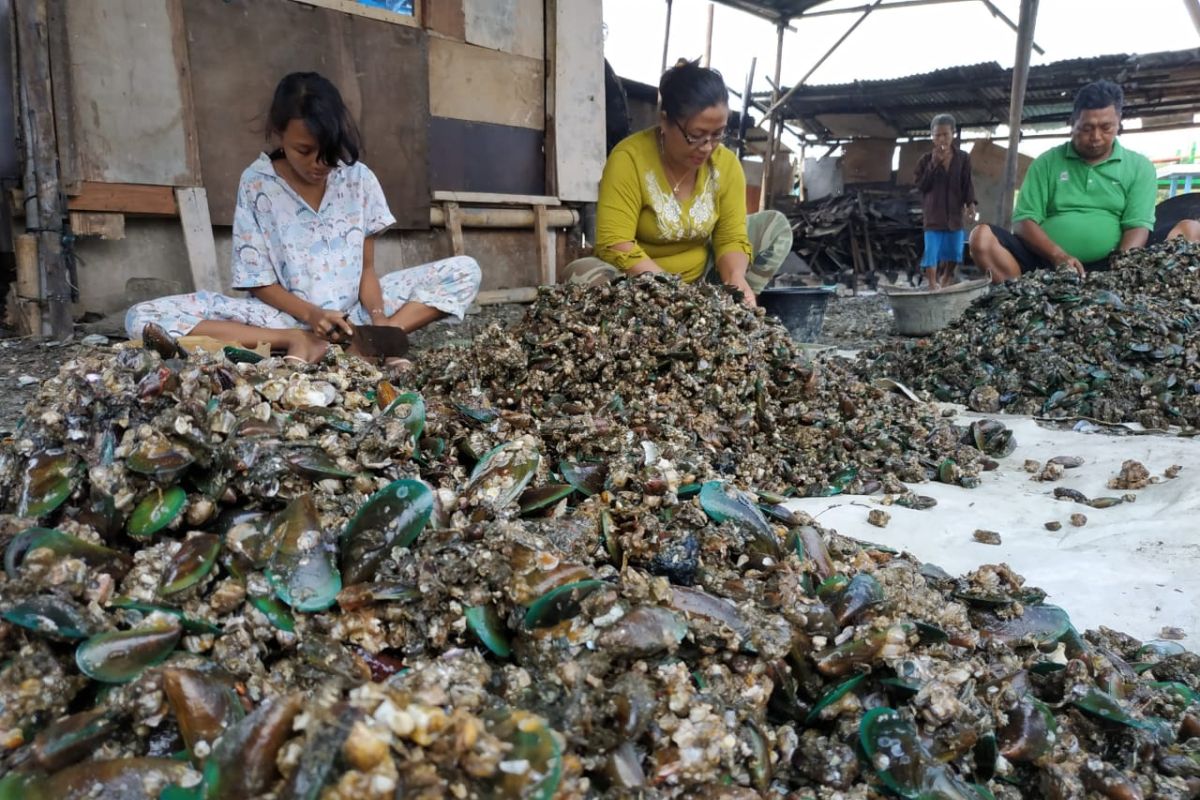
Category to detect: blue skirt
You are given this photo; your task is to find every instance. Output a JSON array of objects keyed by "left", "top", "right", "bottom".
[{"left": 921, "top": 229, "right": 966, "bottom": 267}]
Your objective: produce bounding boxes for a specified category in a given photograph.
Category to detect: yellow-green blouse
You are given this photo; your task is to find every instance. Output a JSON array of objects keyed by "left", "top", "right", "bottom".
[{"left": 595, "top": 128, "right": 753, "bottom": 283}]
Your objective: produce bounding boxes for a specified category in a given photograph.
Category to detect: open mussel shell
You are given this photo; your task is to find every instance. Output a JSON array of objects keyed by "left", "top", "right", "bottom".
[
  {"left": 523, "top": 579, "right": 605, "bottom": 629},
  {"left": 249, "top": 595, "right": 296, "bottom": 633},
  {"left": 265, "top": 494, "right": 341, "bottom": 612},
  {"left": 17, "top": 449, "right": 78, "bottom": 518},
  {"left": 4, "top": 527, "right": 129, "bottom": 578},
  {"left": 699, "top": 480, "right": 774, "bottom": 538},
  {"left": 128, "top": 486, "right": 188, "bottom": 538},
  {"left": 75, "top": 618, "right": 182, "bottom": 683},
  {"left": 806, "top": 672, "right": 866, "bottom": 724},
  {"left": 1, "top": 595, "right": 95, "bottom": 641},
  {"left": 382, "top": 391, "right": 426, "bottom": 449},
  {"left": 559, "top": 460, "right": 608, "bottom": 496},
  {"left": 126, "top": 440, "right": 195, "bottom": 482},
  {"left": 465, "top": 439, "right": 540, "bottom": 509},
  {"left": 159, "top": 533, "right": 222, "bottom": 596},
  {"left": 339, "top": 478, "right": 433, "bottom": 586},
  {"left": 465, "top": 604, "right": 511, "bottom": 658}
]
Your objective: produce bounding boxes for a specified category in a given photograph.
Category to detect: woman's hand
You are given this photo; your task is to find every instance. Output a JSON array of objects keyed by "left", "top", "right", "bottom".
[
  {"left": 306, "top": 308, "right": 354, "bottom": 342},
  {"left": 725, "top": 276, "right": 757, "bottom": 308}
]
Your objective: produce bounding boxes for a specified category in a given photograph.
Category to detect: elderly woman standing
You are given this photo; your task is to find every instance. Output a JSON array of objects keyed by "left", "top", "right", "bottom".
[
  {"left": 914, "top": 113, "right": 977, "bottom": 289},
  {"left": 564, "top": 59, "right": 792, "bottom": 307}
]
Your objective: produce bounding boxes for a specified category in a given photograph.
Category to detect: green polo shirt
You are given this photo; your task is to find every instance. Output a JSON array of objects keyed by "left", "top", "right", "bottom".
[{"left": 1012, "top": 139, "right": 1157, "bottom": 264}]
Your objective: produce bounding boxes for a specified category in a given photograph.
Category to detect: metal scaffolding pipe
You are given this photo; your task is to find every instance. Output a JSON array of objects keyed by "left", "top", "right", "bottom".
[{"left": 999, "top": 0, "right": 1039, "bottom": 228}]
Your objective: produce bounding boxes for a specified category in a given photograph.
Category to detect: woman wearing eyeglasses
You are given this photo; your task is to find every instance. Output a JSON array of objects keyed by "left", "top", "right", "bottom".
[{"left": 564, "top": 59, "right": 792, "bottom": 308}]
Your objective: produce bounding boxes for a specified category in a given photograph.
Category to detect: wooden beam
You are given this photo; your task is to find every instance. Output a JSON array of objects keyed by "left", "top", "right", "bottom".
[
  {"left": 759, "top": 22, "right": 785, "bottom": 212},
  {"left": 476, "top": 287, "right": 538, "bottom": 305},
  {"left": 13, "top": 233, "right": 41, "bottom": 335},
  {"left": 444, "top": 202, "right": 465, "bottom": 256},
  {"left": 1186, "top": 0, "right": 1200, "bottom": 36},
  {"left": 68, "top": 212, "right": 125, "bottom": 240},
  {"left": 432, "top": 190, "right": 560, "bottom": 206},
  {"left": 16, "top": 0, "right": 71, "bottom": 337},
  {"left": 44, "top": 0, "right": 79, "bottom": 193},
  {"left": 175, "top": 188, "right": 221, "bottom": 293},
  {"left": 999, "top": 0, "right": 1039, "bottom": 228},
  {"left": 289, "top": 0, "right": 420, "bottom": 27},
  {"left": 66, "top": 183, "right": 179, "bottom": 215}
]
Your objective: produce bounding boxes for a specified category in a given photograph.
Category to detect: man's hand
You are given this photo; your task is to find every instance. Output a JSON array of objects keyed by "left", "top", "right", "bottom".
[
  {"left": 306, "top": 308, "right": 354, "bottom": 342},
  {"left": 962, "top": 205, "right": 979, "bottom": 226},
  {"left": 725, "top": 277, "right": 757, "bottom": 309},
  {"left": 932, "top": 144, "right": 952, "bottom": 167},
  {"left": 1052, "top": 250, "right": 1085, "bottom": 277}
]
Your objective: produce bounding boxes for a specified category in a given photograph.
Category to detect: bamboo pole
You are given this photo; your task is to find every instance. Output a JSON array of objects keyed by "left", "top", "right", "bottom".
[
  {"left": 999, "top": 0, "right": 1039, "bottom": 228},
  {"left": 15, "top": 0, "right": 71, "bottom": 338},
  {"left": 759, "top": 22, "right": 786, "bottom": 212}
]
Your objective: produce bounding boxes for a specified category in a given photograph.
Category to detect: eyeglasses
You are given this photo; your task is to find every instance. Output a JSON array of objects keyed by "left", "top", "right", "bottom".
[{"left": 675, "top": 120, "right": 726, "bottom": 149}]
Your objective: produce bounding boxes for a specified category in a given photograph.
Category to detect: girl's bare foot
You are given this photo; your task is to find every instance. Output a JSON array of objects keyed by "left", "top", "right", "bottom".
[{"left": 285, "top": 330, "right": 330, "bottom": 364}]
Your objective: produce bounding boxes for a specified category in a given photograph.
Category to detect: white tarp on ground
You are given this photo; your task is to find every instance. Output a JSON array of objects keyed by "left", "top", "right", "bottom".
[{"left": 786, "top": 408, "right": 1200, "bottom": 649}]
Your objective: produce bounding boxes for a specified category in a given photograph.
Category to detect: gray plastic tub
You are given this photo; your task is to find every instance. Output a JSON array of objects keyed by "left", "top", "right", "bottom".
[{"left": 881, "top": 278, "right": 991, "bottom": 336}]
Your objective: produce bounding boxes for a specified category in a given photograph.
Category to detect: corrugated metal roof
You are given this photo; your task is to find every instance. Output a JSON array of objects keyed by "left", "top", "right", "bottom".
[
  {"left": 709, "top": 0, "right": 833, "bottom": 22},
  {"left": 753, "top": 49, "right": 1200, "bottom": 141}
]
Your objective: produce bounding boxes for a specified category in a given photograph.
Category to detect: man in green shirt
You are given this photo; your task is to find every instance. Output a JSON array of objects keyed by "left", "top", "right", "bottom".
[{"left": 969, "top": 80, "right": 1157, "bottom": 283}]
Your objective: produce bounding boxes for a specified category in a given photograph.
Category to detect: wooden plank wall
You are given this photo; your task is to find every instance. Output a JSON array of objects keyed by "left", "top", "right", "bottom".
[
  {"left": 181, "top": 0, "right": 430, "bottom": 228},
  {"left": 62, "top": 0, "right": 200, "bottom": 187},
  {"left": 548, "top": 0, "right": 605, "bottom": 202},
  {"left": 463, "top": 0, "right": 543, "bottom": 60}
]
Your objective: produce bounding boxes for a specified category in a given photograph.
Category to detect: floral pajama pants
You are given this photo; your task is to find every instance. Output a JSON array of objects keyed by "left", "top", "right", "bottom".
[{"left": 125, "top": 256, "right": 482, "bottom": 340}]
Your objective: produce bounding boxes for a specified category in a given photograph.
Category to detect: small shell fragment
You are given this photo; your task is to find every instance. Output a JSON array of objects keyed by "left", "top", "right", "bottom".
[
  {"left": 1044, "top": 521, "right": 1062, "bottom": 531},
  {"left": 867, "top": 509, "right": 890, "bottom": 528},
  {"left": 1048, "top": 456, "right": 1084, "bottom": 469},
  {"left": 973, "top": 530, "right": 1002, "bottom": 545},
  {"left": 1069, "top": 513, "right": 1088, "bottom": 528}
]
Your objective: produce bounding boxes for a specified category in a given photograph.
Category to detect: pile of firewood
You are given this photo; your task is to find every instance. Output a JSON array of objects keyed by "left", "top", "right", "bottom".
[{"left": 776, "top": 189, "right": 923, "bottom": 290}]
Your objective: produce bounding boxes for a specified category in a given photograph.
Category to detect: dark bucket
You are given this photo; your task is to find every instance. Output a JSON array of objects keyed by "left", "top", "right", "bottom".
[{"left": 758, "top": 287, "right": 835, "bottom": 342}]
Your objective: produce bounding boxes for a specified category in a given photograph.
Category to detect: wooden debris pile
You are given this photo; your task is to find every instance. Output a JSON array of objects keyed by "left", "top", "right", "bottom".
[{"left": 777, "top": 189, "right": 923, "bottom": 289}]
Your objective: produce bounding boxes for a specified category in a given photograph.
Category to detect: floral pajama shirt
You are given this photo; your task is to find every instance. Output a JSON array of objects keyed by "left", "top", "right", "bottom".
[{"left": 126, "top": 153, "right": 481, "bottom": 339}]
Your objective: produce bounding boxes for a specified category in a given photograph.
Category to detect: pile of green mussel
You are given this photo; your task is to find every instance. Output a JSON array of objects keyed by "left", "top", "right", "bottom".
[
  {"left": 0, "top": 277, "right": 1195, "bottom": 798},
  {"left": 866, "top": 239, "right": 1200, "bottom": 430}
]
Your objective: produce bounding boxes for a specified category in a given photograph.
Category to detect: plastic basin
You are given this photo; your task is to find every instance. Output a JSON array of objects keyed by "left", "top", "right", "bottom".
[{"left": 881, "top": 278, "right": 990, "bottom": 336}]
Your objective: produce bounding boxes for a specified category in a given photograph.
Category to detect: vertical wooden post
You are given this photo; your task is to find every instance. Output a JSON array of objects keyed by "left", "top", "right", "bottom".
[
  {"left": 15, "top": 0, "right": 71, "bottom": 338},
  {"left": 14, "top": 233, "right": 41, "bottom": 336},
  {"left": 660, "top": 0, "right": 673, "bottom": 75},
  {"left": 176, "top": 188, "right": 221, "bottom": 293},
  {"left": 444, "top": 202, "right": 465, "bottom": 256},
  {"left": 759, "top": 22, "right": 786, "bottom": 212},
  {"left": 533, "top": 204, "right": 553, "bottom": 286},
  {"left": 999, "top": 0, "right": 1039, "bottom": 228},
  {"left": 702, "top": 3, "right": 715, "bottom": 68}
]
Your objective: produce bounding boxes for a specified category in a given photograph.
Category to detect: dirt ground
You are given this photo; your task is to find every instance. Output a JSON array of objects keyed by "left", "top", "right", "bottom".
[{"left": 0, "top": 294, "right": 892, "bottom": 432}]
